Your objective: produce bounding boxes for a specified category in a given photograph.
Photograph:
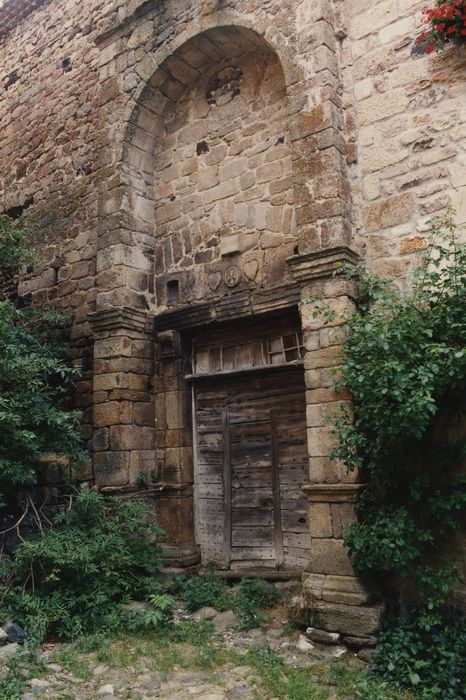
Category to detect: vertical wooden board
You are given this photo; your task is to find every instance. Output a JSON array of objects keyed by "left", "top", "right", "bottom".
[
  {"left": 271, "top": 409, "right": 284, "bottom": 569},
  {"left": 229, "top": 415, "right": 276, "bottom": 565},
  {"left": 193, "top": 353, "right": 310, "bottom": 571},
  {"left": 222, "top": 410, "right": 231, "bottom": 568},
  {"left": 193, "top": 380, "right": 228, "bottom": 566}
]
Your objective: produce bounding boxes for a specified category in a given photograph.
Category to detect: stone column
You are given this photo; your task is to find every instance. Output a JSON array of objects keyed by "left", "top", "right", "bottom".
[
  {"left": 288, "top": 247, "right": 382, "bottom": 642},
  {"left": 90, "top": 307, "right": 155, "bottom": 488},
  {"left": 153, "top": 330, "right": 200, "bottom": 568}
]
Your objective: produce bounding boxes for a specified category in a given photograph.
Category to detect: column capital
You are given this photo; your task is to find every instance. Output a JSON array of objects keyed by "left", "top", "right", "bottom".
[
  {"left": 302, "top": 483, "right": 366, "bottom": 503},
  {"left": 90, "top": 307, "right": 151, "bottom": 335},
  {"left": 287, "top": 246, "right": 360, "bottom": 284}
]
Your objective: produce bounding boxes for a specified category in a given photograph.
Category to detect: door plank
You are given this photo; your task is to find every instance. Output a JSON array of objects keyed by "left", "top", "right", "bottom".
[
  {"left": 271, "top": 409, "right": 284, "bottom": 569},
  {"left": 222, "top": 410, "right": 232, "bottom": 569}
]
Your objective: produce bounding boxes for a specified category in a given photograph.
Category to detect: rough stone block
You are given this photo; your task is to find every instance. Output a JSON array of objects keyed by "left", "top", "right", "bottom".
[
  {"left": 292, "top": 600, "right": 384, "bottom": 637},
  {"left": 306, "top": 627, "right": 341, "bottom": 644},
  {"left": 220, "top": 234, "right": 241, "bottom": 257},
  {"left": 94, "top": 401, "right": 132, "bottom": 427},
  {"left": 308, "top": 538, "right": 354, "bottom": 576},
  {"left": 94, "top": 451, "right": 129, "bottom": 487},
  {"left": 359, "top": 91, "right": 408, "bottom": 126},
  {"left": 109, "top": 425, "right": 154, "bottom": 451},
  {"left": 364, "top": 193, "right": 414, "bottom": 232},
  {"left": 309, "top": 503, "right": 333, "bottom": 538}
]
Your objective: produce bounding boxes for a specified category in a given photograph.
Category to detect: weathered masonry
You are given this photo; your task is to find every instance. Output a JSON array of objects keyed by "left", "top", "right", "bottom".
[{"left": 1, "top": 0, "right": 466, "bottom": 638}]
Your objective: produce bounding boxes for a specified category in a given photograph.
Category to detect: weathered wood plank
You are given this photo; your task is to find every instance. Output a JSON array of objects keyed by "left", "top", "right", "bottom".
[
  {"left": 231, "top": 507, "right": 274, "bottom": 526},
  {"left": 283, "top": 532, "right": 311, "bottom": 549},
  {"left": 231, "top": 526, "right": 274, "bottom": 546},
  {"left": 223, "top": 410, "right": 232, "bottom": 568},
  {"left": 281, "top": 509, "right": 309, "bottom": 532},
  {"left": 271, "top": 408, "right": 284, "bottom": 569},
  {"left": 231, "top": 492, "right": 273, "bottom": 507},
  {"left": 229, "top": 547, "right": 276, "bottom": 561}
]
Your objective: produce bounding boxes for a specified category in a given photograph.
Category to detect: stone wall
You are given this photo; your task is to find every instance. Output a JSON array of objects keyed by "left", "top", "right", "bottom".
[
  {"left": 153, "top": 50, "right": 296, "bottom": 310},
  {"left": 342, "top": 0, "right": 466, "bottom": 277},
  {"left": 1, "top": 0, "right": 466, "bottom": 634},
  {"left": 0, "top": 0, "right": 121, "bottom": 467}
]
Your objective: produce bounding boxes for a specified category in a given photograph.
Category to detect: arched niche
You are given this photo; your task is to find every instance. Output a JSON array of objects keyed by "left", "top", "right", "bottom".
[{"left": 121, "top": 25, "right": 297, "bottom": 312}]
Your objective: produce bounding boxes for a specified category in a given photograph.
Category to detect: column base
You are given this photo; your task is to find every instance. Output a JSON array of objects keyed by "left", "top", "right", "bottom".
[
  {"left": 290, "top": 596, "right": 383, "bottom": 638},
  {"left": 162, "top": 543, "right": 201, "bottom": 568}
]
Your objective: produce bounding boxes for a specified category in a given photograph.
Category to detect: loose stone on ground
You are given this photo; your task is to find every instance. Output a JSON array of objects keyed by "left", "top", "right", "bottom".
[{"left": 18, "top": 601, "right": 369, "bottom": 699}]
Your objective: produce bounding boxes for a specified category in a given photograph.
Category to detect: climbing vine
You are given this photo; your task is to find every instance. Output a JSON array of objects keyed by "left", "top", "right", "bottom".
[{"left": 333, "top": 210, "right": 466, "bottom": 695}]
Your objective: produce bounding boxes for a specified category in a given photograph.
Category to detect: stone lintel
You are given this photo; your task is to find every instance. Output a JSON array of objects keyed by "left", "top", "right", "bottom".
[
  {"left": 287, "top": 246, "right": 360, "bottom": 284},
  {"left": 100, "top": 483, "right": 163, "bottom": 496},
  {"left": 303, "top": 483, "right": 366, "bottom": 503},
  {"left": 154, "top": 284, "right": 300, "bottom": 333},
  {"left": 90, "top": 307, "right": 149, "bottom": 334}
]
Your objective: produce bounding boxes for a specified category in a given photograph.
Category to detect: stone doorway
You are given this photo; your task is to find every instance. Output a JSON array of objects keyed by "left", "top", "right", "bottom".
[{"left": 190, "top": 317, "right": 310, "bottom": 571}]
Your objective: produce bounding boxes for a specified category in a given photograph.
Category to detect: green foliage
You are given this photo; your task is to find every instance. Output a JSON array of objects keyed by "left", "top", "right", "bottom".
[
  {"left": 0, "top": 215, "right": 84, "bottom": 508},
  {"left": 0, "top": 214, "right": 36, "bottom": 272},
  {"left": 371, "top": 609, "right": 466, "bottom": 699},
  {"left": 232, "top": 577, "right": 279, "bottom": 629},
  {"left": 334, "top": 210, "right": 466, "bottom": 608},
  {"left": 0, "top": 491, "right": 166, "bottom": 642},
  {"left": 124, "top": 594, "right": 176, "bottom": 632},
  {"left": 0, "top": 650, "right": 46, "bottom": 700},
  {"left": 175, "top": 568, "right": 230, "bottom": 612},
  {"left": 334, "top": 210, "right": 466, "bottom": 697},
  {"left": 176, "top": 571, "right": 279, "bottom": 629},
  {"left": 247, "top": 643, "right": 328, "bottom": 700},
  {"left": 328, "top": 661, "right": 416, "bottom": 700}
]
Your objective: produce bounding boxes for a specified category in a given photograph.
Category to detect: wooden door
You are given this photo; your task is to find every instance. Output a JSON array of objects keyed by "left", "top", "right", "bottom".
[
  {"left": 226, "top": 411, "right": 279, "bottom": 567},
  {"left": 193, "top": 368, "right": 310, "bottom": 571}
]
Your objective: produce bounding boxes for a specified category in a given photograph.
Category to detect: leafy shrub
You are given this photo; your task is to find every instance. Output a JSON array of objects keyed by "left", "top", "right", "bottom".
[
  {"left": 334, "top": 209, "right": 466, "bottom": 696},
  {"left": 0, "top": 490, "right": 166, "bottom": 642},
  {"left": 371, "top": 609, "right": 466, "bottom": 699},
  {"left": 0, "top": 215, "right": 83, "bottom": 509},
  {"left": 123, "top": 594, "right": 176, "bottom": 632},
  {"left": 233, "top": 578, "right": 279, "bottom": 629},
  {"left": 176, "top": 570, "right": 279, "bottom": 629},
  {"left": 175, "top": 568, "right": 230, "bottom": 612},
  {"left": 0, "top": 214, "right": 35, "bottom": 272},
  {"left": 334, "top": 210, "right": 466, "bottom": 608}
]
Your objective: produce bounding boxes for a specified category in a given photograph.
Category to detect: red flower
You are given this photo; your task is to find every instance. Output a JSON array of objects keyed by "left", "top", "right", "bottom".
[
  {"left": 437, "top": 22, "right": 446, "bottom": 29},
  {"left": 426, "top": 44, "right": 435, "bottom": 52},
  {"left": 447, "top": 25, "right": 456, "bottom": 32}
]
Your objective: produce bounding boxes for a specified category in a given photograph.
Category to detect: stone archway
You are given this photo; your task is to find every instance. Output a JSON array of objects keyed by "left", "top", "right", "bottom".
[
  {"left": 119, "top": 25, "right": 305, "bottom": 566},
  {"left": 92, "top": 10, "right": 376, "bottom": 629}
]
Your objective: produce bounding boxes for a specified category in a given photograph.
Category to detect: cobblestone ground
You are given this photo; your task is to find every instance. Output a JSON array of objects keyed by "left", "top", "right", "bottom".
[{"left": 19, "top": 604, "right": 363, "bottom": 700}]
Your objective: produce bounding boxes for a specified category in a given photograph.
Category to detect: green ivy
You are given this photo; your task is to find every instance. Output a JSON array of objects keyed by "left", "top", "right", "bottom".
[
  {"left": 334, "top": 210, "right": 466, "bottom": 609},
  {"left": 334, "top": 210, "right": 466, "bottom": 695},
  {"left": 371, "top": 609, "right": 466, "bottom": 699}
]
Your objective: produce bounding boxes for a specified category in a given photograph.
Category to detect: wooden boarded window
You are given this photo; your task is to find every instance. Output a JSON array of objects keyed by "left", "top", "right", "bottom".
[{"left": 193, "top": 331, "right": 303, "bottom": 376}]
